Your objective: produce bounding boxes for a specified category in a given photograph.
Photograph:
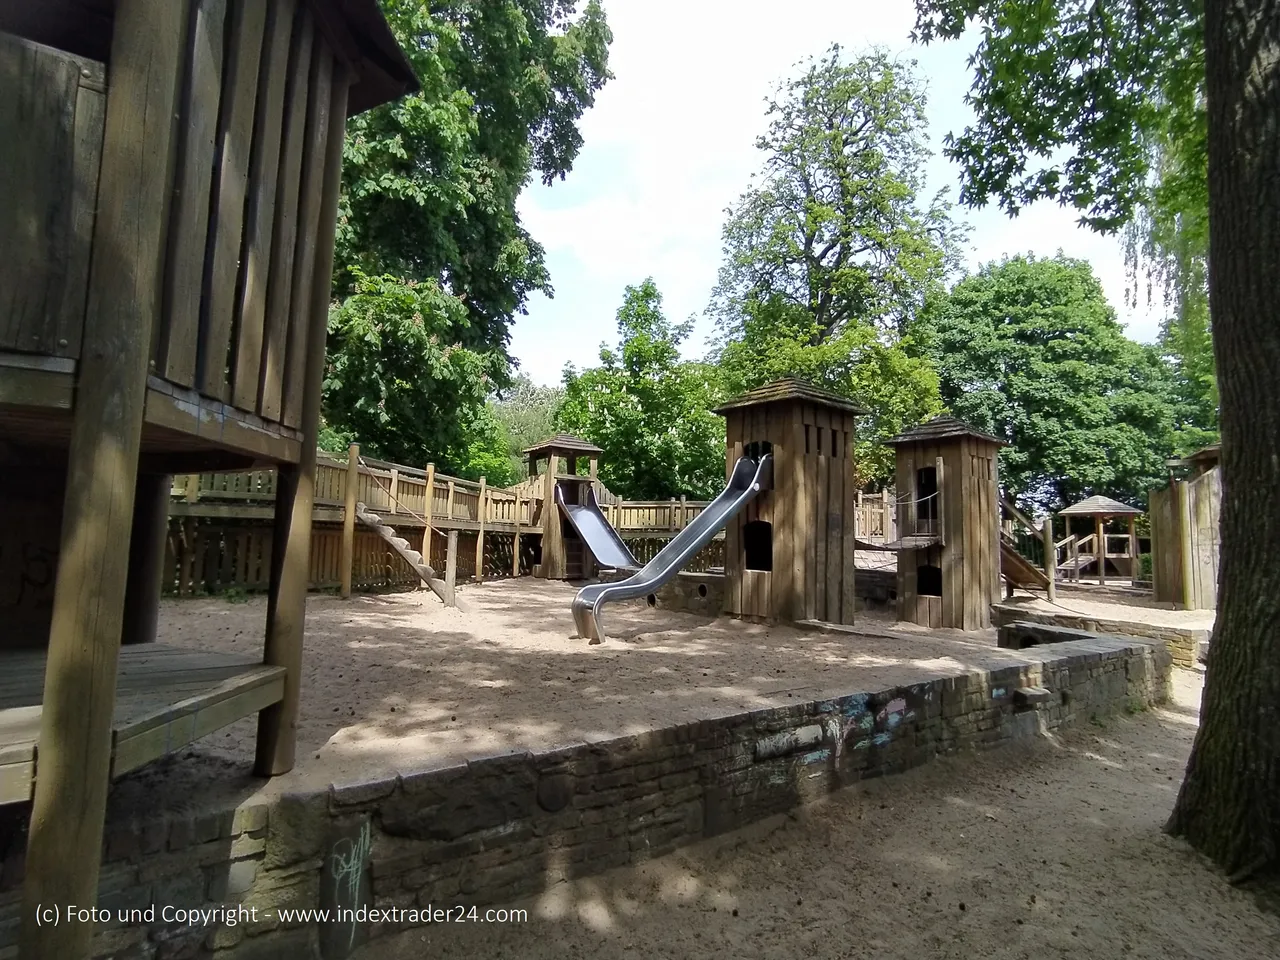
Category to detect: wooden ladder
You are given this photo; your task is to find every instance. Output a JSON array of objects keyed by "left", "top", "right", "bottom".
[{"left": 354, "top": 502, "right": 460, "bottom": 608}]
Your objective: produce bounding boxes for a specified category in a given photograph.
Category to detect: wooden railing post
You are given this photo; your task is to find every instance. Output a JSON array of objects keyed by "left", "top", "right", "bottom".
[
  {"left": 446, "top": 479, "right": 456, "bottom": 520},
  {"left": 512, "top": 495, "right": 522, "bottom": 577},
  {"left": 388, "top": 467, "right": 399, "bottom": 515},
  {"left": 340, "top": 443, "right": 358, "bottom": 598},
  {"left": 1128, "top": 515, "right": 1139, "bottom": 586},
  {"left": 423, "top": 463, "right": 435, "bottom": 568},
  {"left": 679, "top": 494, "right": 687, "bottom": 529},
  {"left": 1042, "top": 516, "right": 1056, "bottom": 602},
  {"left": 1095, "top": 515, "right": 1106, "bottom": 585},
  {"left": 882, "top": 488, "right": 892, "bottom": 540},
  {"left": 185, "top": 473, "right": 201, "bottom": 502},
  {"left": 475, "top": 476, "right": 487, "bottom": 583},
  {"left": 444, "top": 531, "right": 458, "bottom": 607}
]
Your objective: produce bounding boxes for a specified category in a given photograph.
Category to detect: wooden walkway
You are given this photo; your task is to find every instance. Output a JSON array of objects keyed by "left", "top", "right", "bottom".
[{"left": 0, "top": 646, "right": 284, "bottom": 804}]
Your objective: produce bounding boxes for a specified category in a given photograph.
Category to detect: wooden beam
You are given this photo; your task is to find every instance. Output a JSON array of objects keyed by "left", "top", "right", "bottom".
[
  {"left": 511, "top": 494, "right": 522, "bottom": 577},
  {"left": 444, "top": 530, "right": 458, "bottom": 607},
  {"left": 1095, "top": 514, "right": 1106, "bottom": 585},
  {"left": 254, "top": 59, "right": 349, "bottom": 777},
  {"left": 20, "top": 1, "right": 190, "bottom": 954},
  {"left": 340, "top": 442, "right": 358, "bottom": 598},
  {"left": 423, "top": 462, "right": 435, "bottom": 565},
  {"left": 1128, "top": 514, "right": 1139, "bottom": 587},
  {"left": 474, "top": 476, "right": 487, "bottom": 582},
  {"left": 1042, "top": 515, "right": 1056, "bottom": 603},
  {"left": 121, "top": 473, "right": 174, "bottom": 644}
]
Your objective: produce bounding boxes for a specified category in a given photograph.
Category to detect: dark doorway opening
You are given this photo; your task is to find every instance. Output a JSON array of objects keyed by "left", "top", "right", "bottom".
[
  {"left": 744, "top": 520, "right": 773, "bottom": 571},
  {"left": 917, "top": 564, "right": 942, "bottom": 597}
]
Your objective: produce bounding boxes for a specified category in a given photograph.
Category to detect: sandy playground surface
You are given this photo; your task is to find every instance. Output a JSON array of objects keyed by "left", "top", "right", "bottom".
[
  {"left": 115, "top": 580, "right": 1032, "bottom": 812},
  {"left": 358, "top": 668, "right": 1279, "bottom": 960}
]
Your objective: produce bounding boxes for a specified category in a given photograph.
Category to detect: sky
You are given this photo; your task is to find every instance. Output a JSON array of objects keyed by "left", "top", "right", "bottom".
[{"left": 508, "top": 0, "right": 1163, "bottom": 387}]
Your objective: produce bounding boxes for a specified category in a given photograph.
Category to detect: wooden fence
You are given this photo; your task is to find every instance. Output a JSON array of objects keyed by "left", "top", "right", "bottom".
[
  {"left": 1150, "top": 467, "right": 1221, "bottom": 609},
  {"left": 166, "top": 451, "right": 896, "bottom": 596}
]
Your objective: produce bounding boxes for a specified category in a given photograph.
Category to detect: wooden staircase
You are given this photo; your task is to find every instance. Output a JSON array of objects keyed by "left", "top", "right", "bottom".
[
  {"left": 999, "top": 537, "right": 1050, "bottom": 589},
  {"left": 355, "top": 502, "right": 459, "bottom": 608}
]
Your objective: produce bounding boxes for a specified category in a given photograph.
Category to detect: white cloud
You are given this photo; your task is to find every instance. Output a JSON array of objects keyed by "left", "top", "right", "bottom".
[{"left": 509, "top": 0, "right": 1165, "bottom": 386}]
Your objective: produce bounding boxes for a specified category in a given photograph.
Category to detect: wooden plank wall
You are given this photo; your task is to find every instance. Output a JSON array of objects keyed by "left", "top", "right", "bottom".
[
  {"left": 723, "top": 401, "right": 856, "bottom": 625},
  {"left": 0, "top": 32, "right": 105, "bottom": 357},
  {"left": 895, "top": 437, "right": 1000, "bottom": 630},
  {"left": 147, "top": 0, "right": 339, "bottom": 430},
  {"left": 1149, "top": 486, "right": 1184, "bottom": 605},
  {"left": 1186, "top": 468, "right": 1221, "bottom": 610}
]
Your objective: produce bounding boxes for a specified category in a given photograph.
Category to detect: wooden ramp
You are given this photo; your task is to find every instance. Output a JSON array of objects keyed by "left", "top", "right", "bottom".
[
  {"left": 355, "top": 502, "right": 456, "bottom": 607},
  {"left": 0, "top": 645, "right": 284, "bottom": 805},
  {"left": 1000, "top": 538, "right": 1050, "bottom": 590}
]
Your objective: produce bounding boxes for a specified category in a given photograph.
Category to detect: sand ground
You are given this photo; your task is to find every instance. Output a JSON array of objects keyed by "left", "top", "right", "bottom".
[
  {"left": 114, "top": 581, "right": 1032, "bottom": 812},
  {"left": 357, "top": 668, "right": 1280, "bottom": 960}
]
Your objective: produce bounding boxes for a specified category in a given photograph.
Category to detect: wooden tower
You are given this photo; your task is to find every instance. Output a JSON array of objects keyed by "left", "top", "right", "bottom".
[
  {"left": 884, "top": 416, "right": 1006, "bottom": 630},
  {"left": 0, "top": 2, "right": 415, "bottom": 951},
  {"left": 525, "top": 434, "right": 603, "bottom": 580},
  {"left": 714, "top": 379, "right": 862, "bottom": 625}
]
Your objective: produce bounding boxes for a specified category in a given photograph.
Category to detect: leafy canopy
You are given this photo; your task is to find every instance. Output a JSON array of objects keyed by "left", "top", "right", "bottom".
[
  {"left": 922, "top": 254, "right": 1177, "bottom": 510},
  {"left": 557, "top": 281, "right": 727, "bottom": 500},
  {"left": 717, "top": 296, "right": 942, "bottom": 484},
  {"left": 323, "top": 0, "right": 612, "bottom": 472},
  {"left": 713, "top": 46, "right": 961, "bottom": 341}
]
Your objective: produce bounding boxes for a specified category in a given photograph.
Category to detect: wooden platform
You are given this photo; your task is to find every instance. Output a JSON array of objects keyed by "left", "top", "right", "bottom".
[{"left": 0, "top": 645, "right": 285, "bottom": 805}]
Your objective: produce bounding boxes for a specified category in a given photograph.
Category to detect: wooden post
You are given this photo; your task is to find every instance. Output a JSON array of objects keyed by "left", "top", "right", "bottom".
[
  {"left": 185, "top": 472, "right": 200, "bottom": 502},
  {"left": 679, "top": 494, "right": 687, "bottom": 529},
  {"left": 255, "top": 65, "right": 351, "bottom": 777},
  {"left": 1070, "top": 531, "right": 1079, "bottom": 582},
  {"left": 882, "top": 487, "right": 892, "bottom": 540},
  {"left": 444, "top": 530, "right": 458, "bottom": 607},
  {"left": 669, "top": 498, "right": 677, "bottom": 531},
  {"left": 20, "top": 1, "right": 190, "bottom": 953},
  {"left": 934, "top": 456, "right": 945, "bottom": 545},
  {"left": 1176, "top": 480, "right": 1195, "bottom": 608},
  {"left": 340, "top": 443, "right": 358, "bottom": 598},
  {"left": 512, "top": 495, "right": 522, "bottom": 577},
  {"left": 1042, "top": 516, "right": 1056, "bottom": 602},
  {"left": 475, "top": 476, "right": 487, "bottom": 582},
  {"left": 388, "top": 467, "right": 399, "bottom": 514},
  {"left": 1128, "top": 515, "right": 1139, "bottom": 586},
  {"left": 1095, "top": 514, "right": 1106, "bottom": 585},
  {"left": 589, "top": 457, "right": 599, "bottom": 497},
  {"left": 122, "top": 473, "right": 174, "bottom": 644},
  {"left": 423, "top": 462, "right": 435, "bottom": 565},
  {"left": 446, "top": 479, "right": 456, "bottom": 520}
]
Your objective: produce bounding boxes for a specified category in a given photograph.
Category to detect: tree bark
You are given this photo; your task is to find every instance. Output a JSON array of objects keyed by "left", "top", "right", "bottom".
[{"left": 1165, "top": 0, "right": 1280, "bottom": 886}]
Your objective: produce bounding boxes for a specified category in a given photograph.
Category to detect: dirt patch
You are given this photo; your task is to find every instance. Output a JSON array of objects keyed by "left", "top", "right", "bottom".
[
  {"left": 1003, "top": 590, "right": 1215, "bottom": 631},
  {"left": 358, "top": 668, "right": 1280, "bottom": 960}
]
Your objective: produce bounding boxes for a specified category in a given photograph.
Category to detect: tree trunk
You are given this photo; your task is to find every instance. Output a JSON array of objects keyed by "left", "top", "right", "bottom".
[{"left": 1165, "top": 0, "right": 1280, "bottom": 885}]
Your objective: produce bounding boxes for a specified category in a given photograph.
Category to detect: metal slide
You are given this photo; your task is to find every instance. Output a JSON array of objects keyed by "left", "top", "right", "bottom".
[
  {"left": 570, "top": 455, "right": 771, "bottom": 643},
  {"left": 555, "top": 485, "right": 638, "bottom": 570}
]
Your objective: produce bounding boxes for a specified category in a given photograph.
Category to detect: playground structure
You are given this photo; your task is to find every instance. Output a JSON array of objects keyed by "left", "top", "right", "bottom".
[
  {"left": 0, "top": 0, "right": 415, "bottom": 950},
  {"left": 883, "top": 417, "right": 1007, "bottom": 630},
  {"left": 1150, "top": 443, "right": 1221, "bottom": 610}
]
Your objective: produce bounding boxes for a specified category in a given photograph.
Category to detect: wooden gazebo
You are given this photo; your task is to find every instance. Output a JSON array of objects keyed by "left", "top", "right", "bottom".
[
  {"left": 524, "top": 434, "right": 604, "bottom": 580},
  {"left": 1059, "top": 495, "right": 1144, "bottom": 585},
  {"left": 0, "top": 0, "right": 414, "bottom": 952}
]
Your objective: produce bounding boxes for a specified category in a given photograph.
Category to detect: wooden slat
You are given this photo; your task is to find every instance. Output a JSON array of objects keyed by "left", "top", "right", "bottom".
[
  {"left": 157, "top": 0, "right": 229, "bottom": 385},
  {"left": 280, "top": 43, "right": 333, "bottom": 427},
  {"left": 0, "top": 33, "right": 105, "bottom": 358},
  {"left": 256, "top": 11, "right": 314, "bottom": 421},
  {"left": 813, "top": 406, "right": 829, "bottom": 621},
  {"left": 825, "top": 417, "right": 841, "bottom": 623},
  {"left": 840, "top": 414, "right": 856, "bottom": 624},
  {"left": 198, "top": 0, "right": 269, "bottom": 398},
  {"left": 230, "top": 0, "right": 297, "bottom": 412}
]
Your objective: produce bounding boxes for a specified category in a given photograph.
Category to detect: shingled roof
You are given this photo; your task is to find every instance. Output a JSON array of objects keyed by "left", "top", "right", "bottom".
[
  {"left": 712, "top": 378, "right": 864, "bottom": 415},
  {"left": 523, "top": 434, "right": 604, "bottom": 457},
  {"left": 884, "top": 415, "right": 1007, "bottom": 447},
  {"left": 1058, "top": 495, "right": 1144, "bottom": 516}
]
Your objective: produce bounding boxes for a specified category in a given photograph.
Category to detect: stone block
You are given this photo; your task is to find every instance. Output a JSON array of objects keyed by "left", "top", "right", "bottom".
[{"left": 263, "top": 792, "right": 330, "bottom": 870}]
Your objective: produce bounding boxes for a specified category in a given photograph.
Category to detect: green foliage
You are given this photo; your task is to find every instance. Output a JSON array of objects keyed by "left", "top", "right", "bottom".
[
  {"left": 716, "top": 296, "right": 942, "bottom": 484},
  {"left": 324, "top": 1, "right": 611, "bottom": 467},
  {"left": 449, "top": 404, "right": 520, "bottom": 487},
  {"left": 324, "top": 270, "right": 503, "bottom": 471},
  {"left": 557, "top": 280, "right": 726, "bottom": 499},
  {"left": 910, "top": 0, "right": 1202, "bottom": 233},
  {"left": 713, "top": 47, "right": 961, "bottom": 340},
  {"left": 923, "top": 254, "right": 1177, "bottom": 510},
  {"left": 490, "top": 373, "right": 566, "bottom": 479}
]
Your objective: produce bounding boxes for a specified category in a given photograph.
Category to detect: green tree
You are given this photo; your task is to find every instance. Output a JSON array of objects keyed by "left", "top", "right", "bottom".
[
  {"left": 717, "top": 296, "right": 942, "bottom": 484},
  {"left": 557, "top": 281, "right": 726, "bottom": 499},
  {"left": 490, "top": 373, "right": 566, "bottom": 479},
  {"left": 913, "top": 0, "right": 1280, "bottom": 889},
  {"left": 713, "top": 47, "right": 961, "bottom": 340},
  {"left": 924, "top": 255, "right": 1176, "bottom": 510},
  {"left": 323, "top": 0, "right": 612, "bottom": 463}
]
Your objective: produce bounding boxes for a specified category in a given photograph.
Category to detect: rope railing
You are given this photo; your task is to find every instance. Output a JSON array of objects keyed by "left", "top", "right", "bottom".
[{"left": 357, "top": 455, "right": 451, "bottom": 540}]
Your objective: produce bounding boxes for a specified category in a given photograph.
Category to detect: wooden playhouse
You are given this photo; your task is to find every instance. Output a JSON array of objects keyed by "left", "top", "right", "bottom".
[{"left": 0, "top": 0, "right": 414, "bottom": 950}]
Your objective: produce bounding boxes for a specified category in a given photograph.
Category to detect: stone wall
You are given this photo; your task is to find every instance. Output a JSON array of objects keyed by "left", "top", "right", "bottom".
[
  {"left": 991, "top": 603, "right": 1204, "bottom": 669},
  {"left": 0, "top": 636, "right": 1170, "bottom": 960}
]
